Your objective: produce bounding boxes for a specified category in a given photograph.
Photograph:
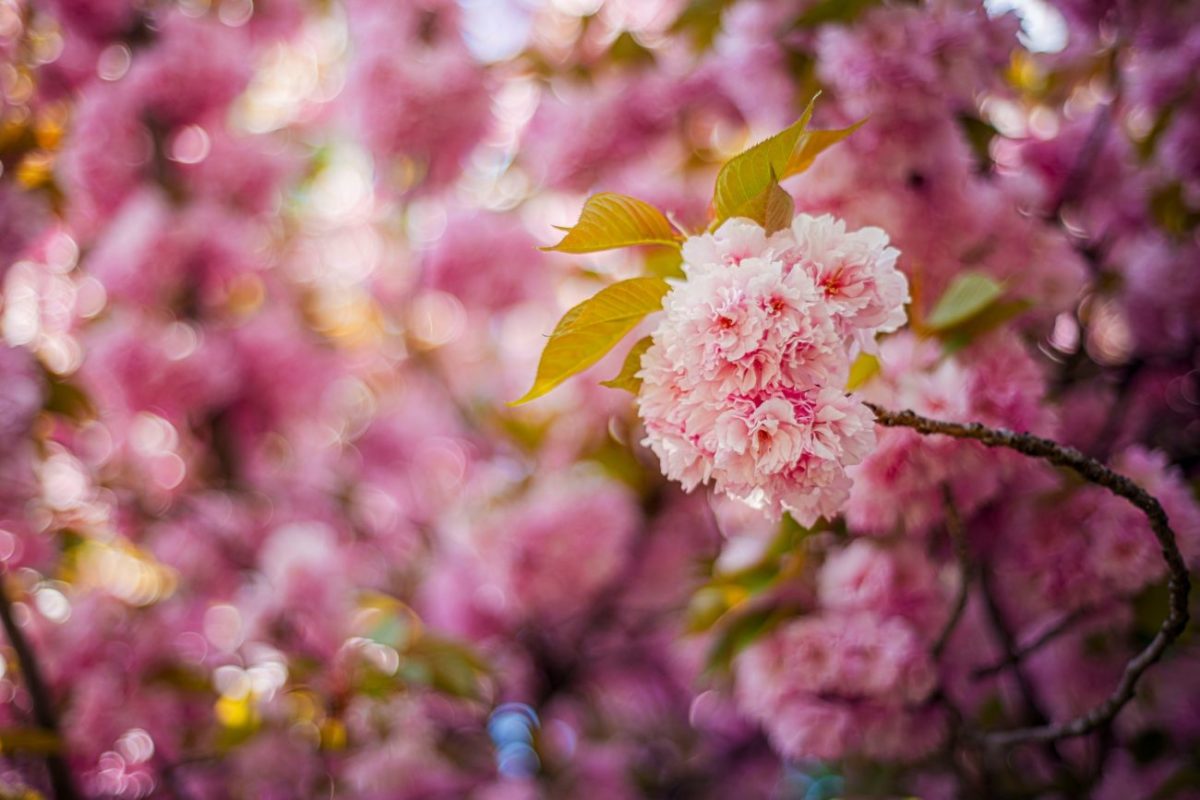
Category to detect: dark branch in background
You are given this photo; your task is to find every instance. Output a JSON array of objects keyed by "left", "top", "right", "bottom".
[
  {"left": 867, "top": 404, "right": 1192, "bottom": 749},
  {"left": 971, "top": 604, "right": 1102, "bottom": 681},
  {"left": 0, "top": 578, "right": 79, "bottom": 800},
  {"left": 932, "top": 485, "right": 971, "bottom": 658},
  {"left": 1046, "top": 103, "right": 1113, "bottom": 222},
  {"left": 978, "top": 565, "right": 1058, "bottom": 732}
]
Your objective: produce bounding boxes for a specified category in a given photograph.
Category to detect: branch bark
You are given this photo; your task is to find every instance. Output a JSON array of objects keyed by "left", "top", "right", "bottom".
[
  {"left": 866, "top": 403, "right": 1192, "bottom": 749},
  {"left": 971, "top": 604, "right": 1102, "bottom": 681},
  {"left": 932, "top": 485, "right": 970, "bottom": 658},
  {"left": 0, "top": 577, "right": 79, "bottom": 800}
]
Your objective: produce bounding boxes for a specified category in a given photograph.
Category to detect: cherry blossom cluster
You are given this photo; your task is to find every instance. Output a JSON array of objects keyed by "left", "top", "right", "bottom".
[{"left": 638, "top": 214, "right": 908, "bottom": 525}]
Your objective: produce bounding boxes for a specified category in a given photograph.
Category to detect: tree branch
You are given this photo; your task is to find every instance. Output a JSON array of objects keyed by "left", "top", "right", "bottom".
[
  {"left": 866, "top": 403, "right": 1191, "bottom": 748},
  {"left": 971, "top": 604, "right": 1102, "bottom": 681},
  {"left": 933, "top": 485, "right": 971, "bottom": 658},
  {"left": 0, "top": 577, "right": 79, "bottom": 800}
]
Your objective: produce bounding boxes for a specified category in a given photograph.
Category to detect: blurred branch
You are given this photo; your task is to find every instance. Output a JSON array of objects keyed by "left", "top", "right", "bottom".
[
  {"left": 0, "top": 578, "right": 79, "bottom": 800},
  {"left": 971, "top": 604, "right": 1101, "bottom": 681},
  {"left": 867, "top": 403, "right": 1191, "bottom": 748},
  {"left": 1046, "top": 103, "right": 1114, "bottom": 222},
  {"left": 933, "top": 484, "right": 970, "bottom": 658}
]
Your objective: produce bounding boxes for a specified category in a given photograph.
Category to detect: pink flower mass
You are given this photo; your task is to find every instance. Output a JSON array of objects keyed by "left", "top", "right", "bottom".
[
  {"left": 639, "top": 215, "right": 906, "bottom": 524},
  {"left": 0, "top": 1, "right": 1199, "bottom": 798}
]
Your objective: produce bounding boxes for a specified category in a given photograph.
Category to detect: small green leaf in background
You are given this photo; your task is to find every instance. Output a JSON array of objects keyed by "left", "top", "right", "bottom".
[
  {"left": 925, "top": 271, "right": 1005, "bottom": 331},
  {"left": 794, "top": 0, "right": 882, "bottom": 27},
  {"left": 669, "top": 0, "right": 739, "bottom": 49},
  {"left": 43, "top": 369, "right": 96, "bottom": 422},
  {"left": 608, "top": 31, "right": 656, "bottom": 66},
  {"left": 511, "top": 277, "right": 670, "bottom": 405},
  {"left": 543, "top": 193, "right": 681, "bottom": 253},
  {"left": 0, "top": 727, "right": 60, "bottom": 754},
  {"left": 704, "top": 606, "right": 782, "bottom": 675},
  {"left": 601, "top": 336, "right": 653, "bottom": 394},
  {"left": 958, "top": 113, "right": 1000, "bottom": 169},
  {"left": 845, "top": 352, "right": 880, "bottom": 391},
  {"left": 713, "top": 95, "right": 864, "bottom": 224},
  {"left": 1150, "top": 182, "right": 1200, "bottom": 238},
  {"left": 939, "top": 298, "right": 1032, "bottom": 354},
  {"left": 403, "top": 636, "right": 492, "bottom": 702}
]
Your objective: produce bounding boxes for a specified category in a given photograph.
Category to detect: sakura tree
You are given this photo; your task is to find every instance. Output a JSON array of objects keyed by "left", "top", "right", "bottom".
[{"left": 0, "top": 1, "right": 1198, "bottom": 799}]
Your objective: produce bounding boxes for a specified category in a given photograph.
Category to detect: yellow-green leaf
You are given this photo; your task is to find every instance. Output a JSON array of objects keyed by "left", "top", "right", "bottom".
[
  {"left": 763, "top": 181, "right": 794, "bottom": 234},
  {"left": 784, "top": 119, "right": 865, "bottom": 176},
  {"left": 0, "top": 726, "right": 60, "bottom": 754},
  {"left": 713, "top": 96, "right": 864, "bottom": 223},
  {"left": 644, "top": 247, "right": 685, "bottom": 279},
  {"left": 600, "top": 336, "right": 653, "bottom": 394},
  {"left": 926, "top": 271, "right": 1005, "bottom": 331},
  {"left": 730, "top": 176, "right": 794, "bottom": 233},
  {"left": 794, "top": 0, "right": 882, "bottom": 26},
  {"left": 511, "top": 278, "right": 670, "bottom": 405},
  {"left": 845, "top": 352, "right": 880, "bottom": 391},
  {"left": 543, "top": 193, "right": 681, "bottom": 253},
  {"left": 940, "top": 298, "right": 1033, "bottom": 354}
]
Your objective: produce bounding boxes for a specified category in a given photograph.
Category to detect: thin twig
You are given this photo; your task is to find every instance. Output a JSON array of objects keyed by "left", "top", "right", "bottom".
[
  {"left": 0, "top": 577, "right": 80, "bottom": 800},
  {"left": 1046, "top": 104, "right": 1113, "bottom": 221},
  {"left": 978, "top": 566, "right": 1058, "bottom": 730},
  {"left": 866, "top": 403, "right": 1191, "bottom": 748},
  {"left": 933, "top": 485, "right": 970, "bottom": 658},
  {"left": 971, "top": 604, "right": 1101, "bottom": 681}
]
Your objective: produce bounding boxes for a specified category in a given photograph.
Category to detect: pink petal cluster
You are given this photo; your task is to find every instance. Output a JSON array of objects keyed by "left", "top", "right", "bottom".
[
  {"left": 342, "top": 0, "right": 492, "bottom": 190},
  {"left": 735, "top": 612, "right": 942, "bottom": 762},
  {"left": 846, "top": 330, "right": 1055, "bottom": 537},
  {"left": 818, "top": 538, "right": 953, "bottom": 634},
  {"left": 638, "top": 215, "right": 908, "bottom": 524},
  {"left": 424, "top": 470, "right": 640, "bottom": 633},
  {"left": 996, "top": 446, "right": 1200, "bottom": 615}
]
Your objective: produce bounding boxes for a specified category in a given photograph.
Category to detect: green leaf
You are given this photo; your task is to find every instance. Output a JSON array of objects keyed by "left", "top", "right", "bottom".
[
  {"left": 704, "top": 606, "right": 782, "bottom": 674},
  {"left": 731, "top": 175, "right": 794, "bottom": 233},
  {"left": 42, "top": 369, "right": 95, "bottom": 422},
  {"left": 925, "top": 271, "right": 1005, "bottom": 331},
  {"left": 714, "top": 98, "right": 814, "bottom": 222},
  {"left": 669, "top": 0, "right": 739, "bottom": 49},
  {"left": 600, "top": 336, "right": 653, "bottom": 394},
  {"left": 939, "top": 298, "right": 1032, "bottom": 354},
  {"left": 1150, "top": 182, "right": 1200, "bottom": 238},
  {"left": 608, "top": 31, "right": 656, "bottom": 66},
  {"left": 794, "top": 0, "right": 882, "bottom": 27},
  {"left": 845, "top": 352, "right": 880, "bottom": 391},
  {"left": 785, "top": 120, "right": 865, "bottom": 175},
  {"left": 713, "top": 96, "right": 864, "bottom": 224},
  {"left": 0, "top": 726, "right": 60, "bottom": 754},
  {"left": 762, "top": 181, "right": 794, "bottom": 234},
  {"left": 404, "top": 636, "right": 491, "bottom": 701},
  {"left": 543, "top": 193, "right": 681, "bottom": 253},
  {"left": 644, "top": 247, "right": 685, "bottom": 279},
  {"left": 958, "top": 113, "right": 1000, "bottom": 168},
  {"left": 511, "top": 278, "right": 670, "bottom": 405}
]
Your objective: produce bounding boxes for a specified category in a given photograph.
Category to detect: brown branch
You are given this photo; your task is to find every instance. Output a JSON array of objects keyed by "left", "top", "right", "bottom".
[
  {"left": 1046, "top": 103, "right": 1113, "bottom": 221},
  {"left": 0, "top": 577, "right": 79, "bottom": 800},
  {"left": 971, "top": 604, "right": 1101, "bottom": 681},
  {"left": 933, "top": 485, "right": 971, "bottom": 658},
  {"left": 866, "top": 404, "right": 1191, "bottom": 748}
]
